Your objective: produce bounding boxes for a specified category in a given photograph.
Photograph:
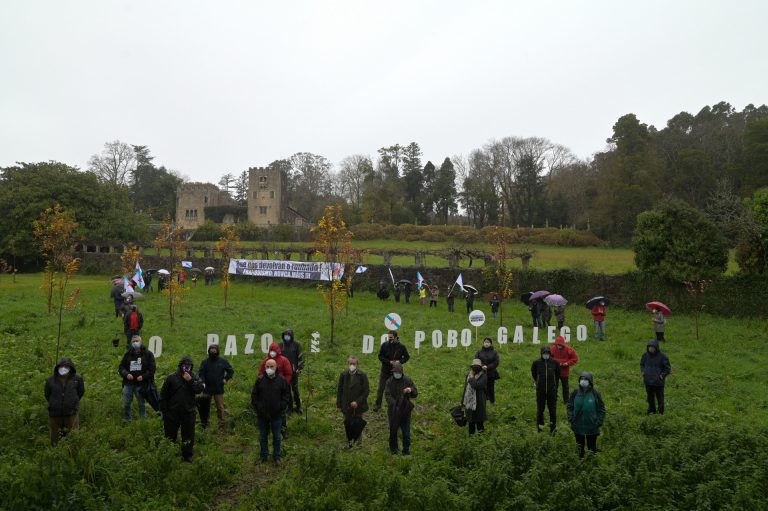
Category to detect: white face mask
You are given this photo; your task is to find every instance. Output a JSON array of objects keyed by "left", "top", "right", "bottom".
[
  {"left": 579, "top": 379, "right": 590, "bottom": 388},
  {"left": 283, "top": 335, "right": 291, "bottom": 342},
  {"left": 393, "top": 373, "right": 403, "bottom": 380},
  {"left": 349, "top": 364, "right": 357, "bottom": 373},
  {"left": 58, "top": 367, "right": 70, "bottom": 376},
  {"left": 269, "top": 351, "right": 277, "bottom": 358},
  {"left": 131, "top": 342, "right": 141, "bottom": 349},
  {"left": 483, "top": 342, "right": 491, "bottom": 348},
  {"left": 542, "top": 354, "right": 550, "bottom": 360},
  {"left": 265, "top": 367, "right": 276, "bottom": 376}
]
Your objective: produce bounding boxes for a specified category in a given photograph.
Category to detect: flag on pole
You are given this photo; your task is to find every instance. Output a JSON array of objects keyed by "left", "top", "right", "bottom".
[
  {"left": 388, "top": 267, "right": 395, "bottom": 285},
  {"left": 132, "top": 262, "right": 145, "bottom": 289},
  {"left": 355, "top": 266, "right": 368, "bottom": 274},
  {"left": 417, "top": 271, "right": 425, "bottom": 290},
  {"left": 181, "top": 261, "right": 193, "bottom": 269},
  {"left": 123, "top": 276, "right": 134, "bottom": 293},
  {"left": 455, "top": 273, "right": 465, "bottom": 292}
]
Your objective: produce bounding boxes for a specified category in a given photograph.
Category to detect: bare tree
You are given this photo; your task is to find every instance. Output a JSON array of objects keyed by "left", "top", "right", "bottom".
[
  {"left": 337, "top": 154, "right": 373, "bottom": 210},
  {"left": 219, "top": 173, "right": 236, "bottom": 193},
  {"left": 88, "top": 140, "right": 136, "bottom": 186}
]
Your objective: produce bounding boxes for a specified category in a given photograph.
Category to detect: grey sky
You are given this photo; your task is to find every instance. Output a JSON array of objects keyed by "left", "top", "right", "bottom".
[{"left": 1, "top": 0, "right": 766, "bottom": 183}]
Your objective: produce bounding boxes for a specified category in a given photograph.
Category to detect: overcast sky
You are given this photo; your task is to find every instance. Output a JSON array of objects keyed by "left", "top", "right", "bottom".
[{"left": 1, "top": 0, "right": 766, "bottom": 182}]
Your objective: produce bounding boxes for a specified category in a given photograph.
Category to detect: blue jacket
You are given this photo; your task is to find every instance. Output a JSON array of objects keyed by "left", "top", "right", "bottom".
[{"left": 640, "top": 340, "right": 671, "bottom": 387}]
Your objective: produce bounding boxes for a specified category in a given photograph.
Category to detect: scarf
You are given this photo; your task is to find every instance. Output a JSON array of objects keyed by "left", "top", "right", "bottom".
[{"left": 463, "top": 373, "right": 477, "bottom": 411}]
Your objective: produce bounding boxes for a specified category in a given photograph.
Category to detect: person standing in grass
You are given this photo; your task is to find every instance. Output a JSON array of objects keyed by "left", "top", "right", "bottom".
[
  {"left": 251, "top": 358, "right": 290, "bottom": 466},
  {"left": 567, "top": 371, "right": 606, "bottom": 457},
  {"left": 540, "top": 300, "right": 552, "bottom": 328},
  {"left": 123, "top": 304, "right": 144, "bottom": 345},
  {"left": 279, "top": 329, "right": 304, "bottom": 415},
  {"left": 160, "top": 356, "right": 204, "bottom": 462},
  {"left": 446, "top": 287, "right": 456, "bottom": 312},
  {"left": 384, "top": 361, "right": 417, "bottom": 455},
  {"left": 529, "top": 299, "right": 541, "bottom": 328},
  {"left": 489, "top": 294, "right": 500, "bottom": 319},
  {"left": 197, "top": 344, "right": 234, "bottom": 429},
  {"left": 462, "top": 359, "right": 487, "bottom": 435},
  {"left": 531, "top": 345, "right": 560, "bottom": 433},
  {"left": 118, "top": 335, "right": 156, "bottom": 421},
  {"left": 336, "top": 355, "right": 370, "bottom": 446},
  {"left": 551, "top": 336, "right": 579, "bottom": 404},
  {"left": 374, "top": 330, "right": 410, "bottom": 411},
  {"left": 652, "top": 309, "right": 666, "bottom": 341},
  {"left": 475, "top": 337, "right": 500, "bottom": 404},
  {"left": 404, "top": 281, "right": 412, "bottom": 303},
  {"left": 258, "top": 343, "right": 293, "bottom": 438},
  {"left": 640, "top": 340, "right": 671, "bottom": 414},
  {"left": 418, "top": 286, "right": 427, "bottom": 305},
  {"left": 44, "top": 358, "right": 85, "bottom": 446},
  {"left": 429, "top": 285, "right": 439, "bottom": 307},
  {"left": 555, "top": 304, "right": 566, "bottom": 330},
  {"left": 110, "top": 283, "right": 125, "bottom": 317},
  {"left": 465, "top": 288, "right": 476, "bottom": 313},
  {"left": 591, "top": 301, "right": 607, "bottom": 341}
]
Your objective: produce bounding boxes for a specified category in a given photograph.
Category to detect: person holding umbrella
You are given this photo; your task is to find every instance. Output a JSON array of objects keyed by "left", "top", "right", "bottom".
[
  {"left": 652, "top": 308, "right": 666, "bottom": 341},
  {"left": 384, "top": 361, "right": 417, "bottom": 455},
  {"left": 640, "top": 340, "right": 671, "bottom": 414},
  {"left": 588, "top": 297, "right": 608, "bottom": 341},
  {"left": 567, "top": 371, "right": 606, "bottom": 457},
  {"left": 336, "top": 355, "right": 369, "bottom": 446}
]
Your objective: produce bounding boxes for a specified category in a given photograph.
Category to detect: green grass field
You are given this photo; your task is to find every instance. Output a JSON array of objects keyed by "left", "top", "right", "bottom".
[{"left": 1, "top": 274, "right": 766, "bottom": 510}]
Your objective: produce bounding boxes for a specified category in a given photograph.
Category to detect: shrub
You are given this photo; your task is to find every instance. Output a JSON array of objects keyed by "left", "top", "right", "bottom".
[
  {"left": 453, "top": 230, "right": 481, "bottom": 243},
  {"left": 192, "top": 221, "right": 222, "bottom": 241},
  {"left": 271, "top": 224, "right": 296, "bottom": 242},
  {"left": 233, "top": 221, "right": 266, "bottom": 241}
]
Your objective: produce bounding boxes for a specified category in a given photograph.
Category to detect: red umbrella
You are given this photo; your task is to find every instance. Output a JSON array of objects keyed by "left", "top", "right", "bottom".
[{"left": 646, "top": 301, "right": 672, "bottom": 316}]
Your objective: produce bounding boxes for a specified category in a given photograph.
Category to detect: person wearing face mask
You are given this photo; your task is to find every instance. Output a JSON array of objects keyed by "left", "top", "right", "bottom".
[
  {"left": 258, "top": 342, "right": 293, "bottom": 438},
  {"left": 652, "top": 309, "right": 666, "bottom": 341},
  {"left": 489, "top": 294, "right": 500, "bottom": 319},
  {"left": 160, "top": 356, "right": 205, "bottom": 462},
  {"left": 251, "top": 359, "right": 290, "bottom": 465},
  {"left": 118, "top": 335, "right": 156, "bottom": 421},
  {"left": 531, "top": 346, "right": 560, "bottom": 433},
  {"left": 384, "top": 361, "right": 418, "bottom": 455},
  {"left": 474, "top": 337, "right": 500, "bottom": 404},
  {"left": 551, "top": 336, "right": 579, "bottom": 405},
  {"left": 123, "top": 304, "right": 144, "bottom": 345},
  {"left": 197, "top": 344, "right": 234, "bottom": 429},
  {"left": 279, "top": 329, "right": 304, "bottom": 415},
  {"left": 640, "top": 339, "right": 671, "bottom": 414},
  {"left": 374, "top": 330, "right": 411, "bottom": 411},
  {"left": 567, "top": 372, "right": 606, "bottom": 457},
  {"left": 44, "top": 358, "right": 85, "bottom": 446},
  {"left": 462, "top": 359, "right": 487, "bottom": 435},
  {"left": 336, "top": 356, "right": 370, "bottom": 446}
]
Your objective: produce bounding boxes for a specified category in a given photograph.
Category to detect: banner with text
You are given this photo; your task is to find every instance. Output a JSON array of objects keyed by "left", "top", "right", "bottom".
[{"left": 228, "top": 258, "right": 344, "bottom": 281}]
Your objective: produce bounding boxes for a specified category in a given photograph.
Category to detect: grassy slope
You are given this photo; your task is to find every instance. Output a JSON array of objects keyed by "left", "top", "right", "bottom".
[{"left": 1, "top": 275, "right": 766, "bottom": 510}]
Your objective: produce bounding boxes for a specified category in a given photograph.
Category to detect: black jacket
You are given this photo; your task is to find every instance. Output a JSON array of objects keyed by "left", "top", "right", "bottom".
[
  {"left": 336, "top": 369, "right": 370, "bottom": 414},
  {"left": 123, "top": 310, "right": 144, "bottom": 334},
  {"left": 279, "top": 331, "right": 304, "bottom": 374},
  {"left": 377, "top": 341, "right": 410, "bottom": 375},
  {"left": 463, "top": 371, "right": 487, "bottom": 423},
  {"left": 475, "top": 346, "right": 500, "bottom": 379},
  {"left": 118, "top": 346, "right": 156, "bottom": 386},
  {"left": 531, "top": 357, "right": 560, "bottom": 395},
  {"left": 384, "top": 374, "right": 418, "bottom": 418},
  {"left": 251, "top": 374, "right": 290, "bottom": 421},
  {"left": 160, "top": 365, "right": 204, "bottom": 416},
  {"left": 110, "top": 285, "right": 124, "bottom": 305},
  {"left": 640, "top": 340, "right": 672, "bottom": 387},
  {"left": 44, "top": 358, "right": 85, "bottom": 417},
  {"left": 198, "top": 355, "right": 234, "bottom": 395}
]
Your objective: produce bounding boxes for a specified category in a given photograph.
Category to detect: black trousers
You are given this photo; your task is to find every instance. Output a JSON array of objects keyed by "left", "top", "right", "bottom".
[
  {"left": 289, "top": 374, "right": 301, "bottom": 411},
  {"left": 163, "top": 411, "right": 196, "bottom": 460},
  {"left": 655, "top": 331, "right": 665, "bottom": 341},
  {"left": 486, "top": 377, "right": 496, "bottom": 404},
  {"left": 468, "top": 421, "right": 485, "bottom": 435},
  {"left": 645, "top": 384, "right": 665, "bottom": 414},
  {"left": 559, "top": 375, "right": 570, "bottom": 404},
  {"left": 536, "top": 390, "right": 558, "bottom": 430},
  {"left": 575, "top": 433, "right": 598, "bottom": 457}
]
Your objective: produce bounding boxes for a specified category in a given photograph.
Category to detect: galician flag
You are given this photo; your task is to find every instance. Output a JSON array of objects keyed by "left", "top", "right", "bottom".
[
  {"left": 355, "top": 266, "right": 368, "bottom": 274},
  {"left": 132, "top": 262, "right": 145, "bottom": 290},
  {"left": 417, "top": 271, "right": 425, "bottom": 290},
  {"left": 181, "top": 261, "right": 193, "bottom": 269},
  {"left": 123, "top": 276, "right": 134, "bottom": 293},
  {"left": 455, "top": 272, "right": 465, "bottom": 291}
]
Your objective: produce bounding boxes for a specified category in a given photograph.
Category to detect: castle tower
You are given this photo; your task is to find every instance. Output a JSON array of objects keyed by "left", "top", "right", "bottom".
[
  {"left": 247, "top": 166, "right": 286, "bottom": 225},
  {"left": 176, "top": 182, "right": 235, "bottom": 229}
]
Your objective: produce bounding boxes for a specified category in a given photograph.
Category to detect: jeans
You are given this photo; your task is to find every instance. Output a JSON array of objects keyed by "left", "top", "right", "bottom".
[
  {"left": 375, "top": 371, "right": 390, "bottom": 408},
  {"left": 258, "top": 416, "right": 283, "bottom": 460},
  {"left": 575, "top": 433, "right": 598, "bottom": 457},
  {"left": 594, "top": 320, "right": 605, "bottom": 340},
  {"left": 388, "top": 415, "right": 411, "bottom": 454},
  {"left": 122, "top": 384, "right": 146, "bottom": 421},
  {"left": 645, "top": 384, "right": 665, "bottom": 414}
]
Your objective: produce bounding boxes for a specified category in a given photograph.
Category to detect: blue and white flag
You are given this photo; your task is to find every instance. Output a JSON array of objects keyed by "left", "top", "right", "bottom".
[
  {"left": 123, "top": 276, "right": 134, "bottom": 293},
  {"left": 417, "top": 271, "right": 425, "bottom": 290},
  {"left": 132, "top": 262, "right": 145, "bottom": 289},
  {"left": 181, "top": 261, "right": 193, "bottom": 269},
  {"left": 455, "top": 273, "right": 464, "bottom": 291},
  {"left": 355, "top": 266, "right": 368, "bottom": 274}
]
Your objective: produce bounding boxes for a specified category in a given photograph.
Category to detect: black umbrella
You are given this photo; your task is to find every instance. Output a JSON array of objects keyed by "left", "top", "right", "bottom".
[
  {"left": 190, "top": 268, "right": 202, "bottom": 273},
  {"left": 464, "top": 284, "right": 479, "bottom": 294},
  {"left": 138, "top": 383, "right": 160, "bottom": 412},
  {"left": 343, "top": 414, "right": 367, "bottom": 442},
  {"left": 586, "top": 296, "right": 611, "bottom": 309},
  {"left": 521, "top": 291, "right": 533, "bottom": 305},
  {"left": 397, "top": 279, "right": 412, "bottom": 285}
]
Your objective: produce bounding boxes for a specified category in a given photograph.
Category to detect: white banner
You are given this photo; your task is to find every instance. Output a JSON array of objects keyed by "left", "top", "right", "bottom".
[{"left": 228, "top": 258, "right": 344, "bottom": 281}]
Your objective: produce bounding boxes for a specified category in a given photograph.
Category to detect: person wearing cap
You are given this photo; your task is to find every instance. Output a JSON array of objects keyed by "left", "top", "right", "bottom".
[
  {"left": 374, "top": 330, "right": 410, "bottom": 411},
  {"left": 123, "top": 304, "right": 144, "bottom": 344},
  {"left": 118, "top": 335, "right": 156, "bottom": 421},
  {"left": 567, "top": 372, "right": 606, "bottom": 457},
  {"left": 591, "top": 300, "right": 607, "bottom": 341},
  {"left": 279, "top": 329, "right": 305, "bottom": 415},
  {"left": 160, "top": 356, "right": 205, "bottom": 462},
  {"left": 197, "top": 344, "right": 234, "bottom": 429},
  {"left": 462, "top": 359, "right": 487, "bottom": 435},
  {"left": 336, "top": 355, "right": 370, "bottom": 446},
  {"left": 640, "top": 340, "right": 671, "bottom": 414},
  {"left": 384, "top": 361, "right": 418, "bottom": 455},
  {"left": 44, "top": 358, "right": 85, "bottom": 446},
  {"left": 251, "top": 358, "right": 290, "bottom": 465},
  {"left": 551, "top": 336, "right": 579, "bottom": 405},
  {"left": 531, "top": 345, "right": 560, "bottom": 433},
  {"left": 474, "top": 337, "right": 500, "bottom": 404}
]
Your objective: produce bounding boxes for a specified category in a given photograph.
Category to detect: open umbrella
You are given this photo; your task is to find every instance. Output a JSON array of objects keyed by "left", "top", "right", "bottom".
[
  {"left": 586, "top": 296, "right": 611, "bottom": 309},
  {"left": 343, "top": 414, "right": 367, "bottom": 442},
  {"left": 158, "top": 269, "right": 170, "bottom": 275},
  {"left": 204, "top": 266, "right": 215, "bottom": 272},
  {"left": 397, "top": 279, "right": 412, "bottom": 285},
  {"left": 530, "top": 290, "right": 551, "bottom": 301},
  {"left": 520, "top": 291, "right": 533, "bottom": 305},
  {"left": 646, "top": 301, "right": 672, "bottom": 316},
  {"left": 463, "top": 284, "right": 479, "bottom": 294},
  {"left": 190, "top": 268, "right": 202, "bottom": 273},
  {"left": 544, "top": 294, "right": 567, "bottom": 307},
  {"left": 121, "top": 291, "right": 144, "bottom": 300}
]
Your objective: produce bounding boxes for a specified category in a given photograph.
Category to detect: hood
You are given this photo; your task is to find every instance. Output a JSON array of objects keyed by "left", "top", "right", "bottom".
[
  {"left": 207, "top": 344, "right": 220, "bottom": 355},
  {"left": 540, "top": 345, "right": 551, "bottom": 357},
  {"left": 579, "top": 371, "right": 594, "bottom": 387},
  {"left": 281, "top": 329, "right": 294, "bottom": 343},
  {"left": 268, "top": 342, "right": 282, "bottom": 357},
  {"left": 554, "top": 336, "right": 567, "bottom": 348},
  {"left": 54, "top": 358, "right": 76, "bottom": 376},
  {"left": 178, "top": 355, "right": 194, "bottom": 371},
  {"left": 646, "top": 339, "right": 660, "bottom": 354}
]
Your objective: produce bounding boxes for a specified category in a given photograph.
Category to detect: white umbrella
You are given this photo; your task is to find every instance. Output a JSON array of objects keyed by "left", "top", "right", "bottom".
[
  {"left": 158, "top": 269, "right": 170, "bottom": 275},
  {"left": 204, "top": 266, "right": 215, "bottom": 271}
]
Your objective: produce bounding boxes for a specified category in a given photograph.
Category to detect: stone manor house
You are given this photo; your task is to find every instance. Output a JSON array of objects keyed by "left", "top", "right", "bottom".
[{"left": 175, "top": 166, "right": 310, "bottom": 230}]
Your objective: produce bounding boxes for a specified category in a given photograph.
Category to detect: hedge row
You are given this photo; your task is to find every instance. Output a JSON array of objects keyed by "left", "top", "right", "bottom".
[{"left": 191, "top": 221, "right": 311, "bottom": 242}]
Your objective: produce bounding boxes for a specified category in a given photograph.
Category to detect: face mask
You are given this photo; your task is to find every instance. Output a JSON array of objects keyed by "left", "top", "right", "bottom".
[
  {"left": 131, "top": 342, "right": 141, "bottom": 349},
  {"left": 542, "top": 354, "right": 550, "bottom": 360},
  {"left": 269, "top": 351, "right": 277, "bottom": 358},
  {"left": 388, "top": 337, "right": 396, "bottom": 343},
  {"left": 648, "top": 347, "right": 656, "bottom": 354},
  {"left": 393, "top": 373, "right": 403, "bottom": 380},
  {"left": 265, "top": 367, "right": 276, "bottom": 377},
  {"left": 182, "top": 364, "right": 191, "bottom": 372},
  {"left": 209, "top": 351, "right": 219, "bottom": 359},
  {"left": 283, "top": 335, "right": 291, "bottom": 342},
  {"left": 58, "top": 367, "right": 70, "bottom": 376},
  {"left": 483, "top": 342, "right": 491, "bottom": 348},
  {"left": 579, "top": 379, "right": 590, "bottom": 388},
  {"left": 472, "top": 366, "right": 482, "bottom": 373},
  {"left": 349, "top": 364, "right": 357, "bottom": 373}
]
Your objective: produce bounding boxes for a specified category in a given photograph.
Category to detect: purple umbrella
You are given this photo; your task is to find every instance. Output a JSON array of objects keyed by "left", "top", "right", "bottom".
[
  {"left": 544, "top": 294, "right": 567, "bottom": 307},
  {"left": 529, "top": 290, "right": 551, "bottom": 301}
]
